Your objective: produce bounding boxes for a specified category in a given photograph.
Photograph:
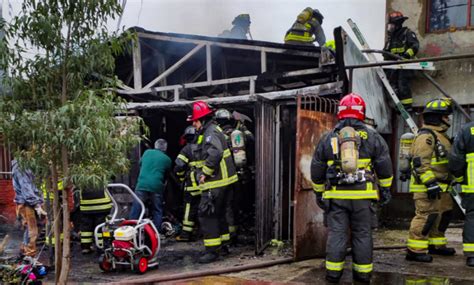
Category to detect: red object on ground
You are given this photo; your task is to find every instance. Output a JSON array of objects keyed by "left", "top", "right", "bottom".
[
  {"left": 120, "top": 220, "right": 159, "bottom": 257},
  {"left": 0, "top": 179, "right": 16, "bottom": 224}
]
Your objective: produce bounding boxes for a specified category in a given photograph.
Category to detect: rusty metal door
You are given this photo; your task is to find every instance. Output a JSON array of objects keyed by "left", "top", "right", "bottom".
[{"left": 293, "top": 95, "right": 338, "bottom": 260}]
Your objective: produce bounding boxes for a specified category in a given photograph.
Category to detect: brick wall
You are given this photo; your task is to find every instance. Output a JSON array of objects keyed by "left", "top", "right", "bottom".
[{"left": 0, "top": 179, "right": 16, "bottom": 224}]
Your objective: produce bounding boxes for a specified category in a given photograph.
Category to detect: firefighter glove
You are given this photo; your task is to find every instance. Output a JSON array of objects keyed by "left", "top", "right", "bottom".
[
  {"left": 314, "top": 192, "right": 326, "bottom": 211},
  {"left": 426, "top": 182, "right": 442, "bottom": 200},
  {"left": 379, "top": 187, "right": 392, "bottom": 206},
  {"left": 35, "top": 205, "right": 47, "bottom": 219}
]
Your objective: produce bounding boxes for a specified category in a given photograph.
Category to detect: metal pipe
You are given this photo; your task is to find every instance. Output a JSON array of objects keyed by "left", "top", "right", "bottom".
[
  {"left": 346, "top": 53, "right": 474, "bottom": 69},
  {"left": 115, "top": 257, "right": 294, "bottom": 284},
  {"left": 362, "top": 49, "right": 472, "bottom": 121}
]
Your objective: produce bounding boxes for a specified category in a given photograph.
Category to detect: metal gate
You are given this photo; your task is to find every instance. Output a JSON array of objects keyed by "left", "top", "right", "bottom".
[
  {"left": 255, "top": 99, "right": 278, "bottom": 254},
  {"left": 293, "top": 95, "right": 338, "bottom": 260}
]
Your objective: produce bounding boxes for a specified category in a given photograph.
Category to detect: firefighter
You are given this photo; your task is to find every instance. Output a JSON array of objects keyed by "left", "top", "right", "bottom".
[
  {"left": 175, "top": 126, "right": 201, "bottom": 242},
  {"left": 383, "top": 11, "right": 419, "bottom": 111},
  {"left": 218, "top": 14, "right": 251, "bottom": 40},
  {"left": 311, "top": 93, "right": 393, "bottom": 283},
  {"left": 449, "top": 120, "right": 474, "bottom": 266},
  {"left": 407, "top": 98, "right": 455, "bottom": 262},
  {"left": 284, "top": 7, "right": 326, "bottom": 46},
  {"left": 187, "top": 101, "right": 238, "bottom": 263},
  {"left": 79, "top": 187, "right": 112, "bottom": 254}
]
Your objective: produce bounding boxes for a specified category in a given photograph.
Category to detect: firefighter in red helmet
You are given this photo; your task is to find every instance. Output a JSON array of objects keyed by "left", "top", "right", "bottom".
[
  {"left": 187, "top": 101, "right": 238, "bottom": 263},
  {"left": 311, "top": 93, "right": 393, "bottom": 283}
]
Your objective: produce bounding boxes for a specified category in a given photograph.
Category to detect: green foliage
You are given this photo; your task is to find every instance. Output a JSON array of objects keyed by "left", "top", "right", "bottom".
[{"left": 0, "top": 0, "right": 144, "bottom": 190}]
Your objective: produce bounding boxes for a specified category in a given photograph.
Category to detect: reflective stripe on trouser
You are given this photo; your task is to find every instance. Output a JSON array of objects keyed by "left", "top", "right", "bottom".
[
  {"left": 463, "top": 193, "right": 474, "bottom": 256},
  {"left": 225, "top": 184, "right": 236, "bottom": 236},
  {"left": 326, "top": 200, "right": 372, "bottom": 273},
  {"left": 408, "top": 192, "right": 452, "bottom": 253},
  {"left": 182, "top": 192, "right": 200, "bottom": 233},
  {"left": 80, "top": 211, "right": 108, "bottom": 248},
  {"left": 199, "top": 187, "right": 229, "bottom": 250}
]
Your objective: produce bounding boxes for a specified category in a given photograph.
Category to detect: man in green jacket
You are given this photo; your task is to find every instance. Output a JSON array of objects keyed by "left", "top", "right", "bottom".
[{"left": 129, "top": 138, "right": 172, "bottom": 230}]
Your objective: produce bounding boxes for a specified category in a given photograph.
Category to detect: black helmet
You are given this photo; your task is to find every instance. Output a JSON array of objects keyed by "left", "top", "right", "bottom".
[
  {"left": 388, "top": 11, "right": 408, "bottom": 24},
  {"left": 183, "top": 126, "right": 196, "bottom": 143},
  {"left": 312, "top": 9, "right": 324, "bottom": 24},
  {"left": 422, "top": 99, "right": 453, "bottom": 115},
  {"left": 232, "top": 14, "right": 250, "bottom": 26}
]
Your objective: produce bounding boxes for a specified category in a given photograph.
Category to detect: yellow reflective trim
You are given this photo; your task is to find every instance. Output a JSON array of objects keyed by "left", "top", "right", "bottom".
[
  {"left": 471, "top": 127, "right": 474, "bottom": 135},
  {"left": 204, "top": 238, "right": 222, "bottom": 247},
  {"left": 323, "top": 190, "right": 378, "bottom": 200},
  {"left": 431, "top": 158, "right": 448, "bottom": 165},
  {"left": 202, "top": 165, "right": 214, "bottom": 176},
  {"left": 390, "top": 47, "right": 405, "bottom": 54},
  {"left": 183, "top": 226, "right": 193, "bottom": 232},
  {"left": 199, "top": 174, "right": 239, "bottom": 191},
  {"left": 462, "top": 185, "right": 474, "bottom": 193},
  {"left": 379, "top": 176, "right": 393, "bottom": 188},
  {"left": 353, "top": 263, "right": 373, "bottom": 273},
  {"left": 312, "top": 182, "right": 325, "bottom": 192},
  {"left": 178, "top": 154, "right": 189, "bottom": 163},
  {"left": 463, "top": 243, "right": 474, "bottom": 252},
  {"left": 221, "top": 158, "right": 228, "bottom": 179},
  {"left": 409, "top": 180, "right": 448, "bottom": 193},
  {"left": 81, "top": 238, "right": 93, "bottom": 243},
  {"left": 223, "top": 149, "right": 232, "bottom": 158},
  {"left": 428, "top": 237, "right": 447, "bottom": 245},
  {"left": 325, "top": 260, "right": 345, "bottom": 271},
  {"left": 184, "top": 203, "right": 191, "bottom": 223},
  {"left": 454, "top": 176, "right": 464, "bottom": 183},
  {"left": 406, "top": 48, "right": 415, "bottom": 57},
  {"left": 81, "top": 196, "right": 111, "bottom": 205},
  {"left": 407, "top": 239, "right": 429, "bottom": 249},
  {"left": 189, "top": 160, "right": 204, "bottom": 167},
  {"left": 183, "top": 220, "right": 195, "bottom": 226},
  {"left": 420, "top": 171, "right": 436, "bottom": 184},
  {"left": 80, "top": 204, "right": 112, "bottom": 211},
  {"left": 401, "top": 98, "right": 413, "bottom": 104},
  {"left": 221, "top": 233, "right": 230, "bottom": 241},
  {"left": 81, "top": 232, "right": 93, "bottom": 237},
  {"left": 197, "top": 135, "right": 203, "bottom": 144},
  {"left": 285, "top": 33, "right": 313, "bottom": 42}
]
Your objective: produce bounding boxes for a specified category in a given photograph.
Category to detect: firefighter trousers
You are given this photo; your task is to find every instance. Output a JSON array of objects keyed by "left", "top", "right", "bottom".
[
  {"left": 385, "top": 69, "right": 414, "bottom": 108},
  {"left": 325, "top": 199, "right": 373, "bottom": 276},
  {"left": 80, "top": 211, "right": 108, "bottom": 249},
  {"left": 199, "top": 187, "right": 230, "bottom": 252},
  {"left": 17, "top": 205, "right": 38, "bottom": 257},
  {"left": 225, "top": 184, "right": 236, "bottom": 236},
  {"left": 408, "top": 192, "right": 453, "bottom": 253},
  {"left": 182, "top": 191, "right": 201, "bottom": 234},
  {"left": 463, "top": 193, "right": 474, "bottom": 256}
]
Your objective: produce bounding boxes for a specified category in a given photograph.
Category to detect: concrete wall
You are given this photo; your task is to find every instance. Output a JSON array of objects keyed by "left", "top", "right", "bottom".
[{"left": 387, "top": 0, "right": 474, "bottom": 106}]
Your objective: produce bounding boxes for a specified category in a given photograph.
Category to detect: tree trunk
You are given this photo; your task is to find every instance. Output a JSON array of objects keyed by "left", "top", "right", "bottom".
[
  {"left": 44, "top": 175, "right": 54, "bottom": 268},
  {"left": 58, "top": 146, "right": 71, "bottom": 284},
  {"left": 51, "top": 167, "right": 62, "bottom": 283}
]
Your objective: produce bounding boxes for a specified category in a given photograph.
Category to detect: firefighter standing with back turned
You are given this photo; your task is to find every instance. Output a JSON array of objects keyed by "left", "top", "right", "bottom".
[
  {"left": 311, "top": 93, "right": 393, "bottom": 283},
  {"left": 175, "top": 126, "right": 201, "bottom": 242},
  {"left": 449, "top": 120, "right": 474, "bottom": 267},
  {"left": 383, "top": 11, "right": 419, "bottom": 111},
  {"left": 187, "top": 101, "right": 239, "bottom": 263},
  {"left": 284, "top": 7, "right": 326, "bottom": 46},
  {"left": 406, "top": 98, "right": 455, "bottom": 262}
]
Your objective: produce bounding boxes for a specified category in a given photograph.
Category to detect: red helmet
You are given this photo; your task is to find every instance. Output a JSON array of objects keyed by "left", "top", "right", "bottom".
[
  {"left": 187, "top": 101, "right": 214, "bottom": 121},
  {"left": 388, "top": 11, "right": 408, "bottom": 24},
  {"left": 337, "top": 93, "right": 366, "bottom": 121}
]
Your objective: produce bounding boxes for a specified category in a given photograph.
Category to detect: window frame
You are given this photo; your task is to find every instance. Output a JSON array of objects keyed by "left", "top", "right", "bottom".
[{"left": 426, "top": 0, "right": 474, "bottom": 33}]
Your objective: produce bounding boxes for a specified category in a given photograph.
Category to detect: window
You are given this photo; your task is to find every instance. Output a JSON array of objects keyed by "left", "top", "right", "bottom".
[{"left": 427, "top": 0, "right": 474, "bottom": 32}]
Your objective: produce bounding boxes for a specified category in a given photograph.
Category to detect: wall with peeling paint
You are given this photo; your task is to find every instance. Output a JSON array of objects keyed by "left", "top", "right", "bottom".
[{"left": 387, "top": 0, "right": 474, "bottom": 106}]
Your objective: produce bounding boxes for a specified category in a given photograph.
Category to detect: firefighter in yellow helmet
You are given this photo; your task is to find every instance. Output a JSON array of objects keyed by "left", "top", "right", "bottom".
[
  {"left": 284, "top": 7, "right": 326, "bottom": 46},
  {"left": 218, "top": 14, "right": 251, "bottom": 40},
  {"left": 407, "top": 98, "right": 455, "bottom": 262}
]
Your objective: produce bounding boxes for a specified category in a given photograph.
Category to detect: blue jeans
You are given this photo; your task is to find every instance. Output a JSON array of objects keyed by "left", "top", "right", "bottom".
[{"left": 129, "top": 190, "right": 163, "bottom": 231}]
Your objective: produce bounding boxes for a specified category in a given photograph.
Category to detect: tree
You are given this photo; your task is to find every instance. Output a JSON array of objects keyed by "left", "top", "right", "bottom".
[{"left": 0, "top": 1, "right": 143, "bottom": 283}]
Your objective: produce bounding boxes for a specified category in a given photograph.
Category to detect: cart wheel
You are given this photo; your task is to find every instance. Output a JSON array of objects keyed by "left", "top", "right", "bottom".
[
  {"left": 133, "top": 255, "right": 148, "bottom": 274},
  {"left": 99, "top": 254, "right": 112, "bottom": 272}
]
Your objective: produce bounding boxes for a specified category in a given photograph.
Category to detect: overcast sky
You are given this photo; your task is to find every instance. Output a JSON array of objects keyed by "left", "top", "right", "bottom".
[
  {"left": 113, "top": 0, "right": 386, "bottom": 49},
  {"left": 3, "top": 0, "right": 386, "bottom": 50}
]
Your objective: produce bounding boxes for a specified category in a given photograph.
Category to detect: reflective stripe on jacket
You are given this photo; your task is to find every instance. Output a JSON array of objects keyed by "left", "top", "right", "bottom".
[
  {"left": 409, "top": 124, "right": 451, "bottom": 193},
  {"left": 310, "top": 119, "right": 393, "bottom": 200},
  {"left": 80, "top": 189, "right": 112, "bottom": 213},
  {"left": 194, "top": 121, "right": 238, "bottom": 191}
]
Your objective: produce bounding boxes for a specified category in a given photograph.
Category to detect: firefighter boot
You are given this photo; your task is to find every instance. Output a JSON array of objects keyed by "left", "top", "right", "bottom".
[
  {"left": 325, "top": 270, "right": 342, "bottom": 283},
  {"left": 405, "top": 249, "right": 433, "bottom": 263},
  {"left": 428, "top": 245, "right": 456, "bottom": 256},
  {"left": 175, "top": 231, "right": 192, "bottom": 242},
  {"left": 198, "top": 249, "right": 219, "bottom": 264},
  {"left": 466, "top": 257, "right": 474, "bottom": 267},
  {"left": 353, "top": 271, "right": 371, "bottom": 283}
]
